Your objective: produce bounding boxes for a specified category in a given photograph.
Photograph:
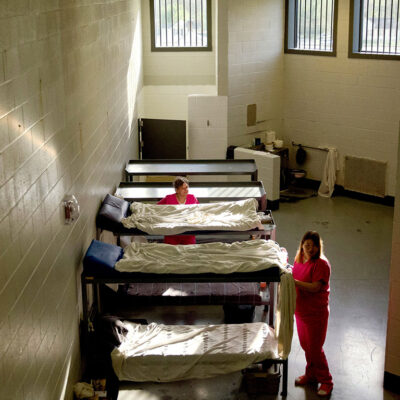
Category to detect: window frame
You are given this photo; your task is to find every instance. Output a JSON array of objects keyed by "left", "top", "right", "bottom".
[
  {"left": 284, "top": 0, "right": 339, "bottom": 57},
  {"left": 150, "top": 0, "right": 212, "bottom": 52},
  {"left": 349, "top": 0, "right": 400, "bottom": 60}
]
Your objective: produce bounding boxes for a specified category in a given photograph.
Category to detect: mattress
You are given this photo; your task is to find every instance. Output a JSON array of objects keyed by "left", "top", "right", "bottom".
[
  {"left": 111, "top": 321, "right": 278, "bottom": 382},
  {"left": 122, "top": 282, "right": 265, "bottom": 305}
]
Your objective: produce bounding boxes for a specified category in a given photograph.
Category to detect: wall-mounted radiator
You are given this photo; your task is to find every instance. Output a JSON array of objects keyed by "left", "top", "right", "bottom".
[{"left": 344, "top": 156, "right": 387, "bottom": 198}]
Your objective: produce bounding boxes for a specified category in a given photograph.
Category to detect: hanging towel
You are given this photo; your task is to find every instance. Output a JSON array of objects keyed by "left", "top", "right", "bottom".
[{"left": 318, "top": 148, "right": 338, "bottom": 198}]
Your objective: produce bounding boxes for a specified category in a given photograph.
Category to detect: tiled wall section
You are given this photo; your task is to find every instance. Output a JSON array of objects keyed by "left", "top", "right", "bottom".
[
  {"left": 283, "top": 0, "right": 400, "bottom": 196},
  {"left": 0, "top": 1, "right": 143, "bottom": 399},
  {"left": 386, "top": 126, "right": 400, "bottom": 377},
  {"left": 227, "top": 0, "right": 285, "bottom": 147}
]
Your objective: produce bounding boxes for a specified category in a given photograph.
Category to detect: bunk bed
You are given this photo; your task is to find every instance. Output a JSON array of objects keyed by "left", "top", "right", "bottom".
[
  {"left": 96, "top": 188, "right": 274, "bottom": 245},
  {"left": 95, "top": 192, "right": 276, "bottom": 323},
  {"left": 81, "top": 239, "right": 295, "bottom": 396},
  {"left": 85, "top": 160, "right": 293, "bottom": 395},
  {"left": 124, "top": 159, "right": 259, "bottom": 182}
]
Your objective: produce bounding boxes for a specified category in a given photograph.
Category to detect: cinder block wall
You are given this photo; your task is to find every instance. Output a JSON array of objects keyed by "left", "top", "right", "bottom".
[
  {"left": 386, "top": 124, "right": 400, "bottom": 381},
  {"left": 0, "top": 1, "right": 143, "bottom": 399},
  {"left": 139, "top": 0, "right": 217, "bottom": 122},
  {"left": 227, "top": 0, "right": 285, "bottom": 147},
  {"left": 283, "top": 0, "right": 400, "bottom": 196}
]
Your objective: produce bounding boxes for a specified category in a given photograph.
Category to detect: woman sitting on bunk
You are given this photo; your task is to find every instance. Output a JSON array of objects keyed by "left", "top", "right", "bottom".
[{"left": 157, "top": 176, "right": 199, "bottom": 245}]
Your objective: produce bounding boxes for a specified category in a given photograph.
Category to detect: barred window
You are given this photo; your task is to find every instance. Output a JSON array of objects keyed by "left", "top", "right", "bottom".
[
  {"left": 350, "top": 0, "right": 400, "bottom": 59},
  {"left": 285, "top": 0, "right": 338, "bottom": 56},
  {"left": 150, "top": 0, "right": 212, "bottom": 51}
]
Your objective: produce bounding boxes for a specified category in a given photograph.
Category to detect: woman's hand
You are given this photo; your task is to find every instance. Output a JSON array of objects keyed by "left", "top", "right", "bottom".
[{"left": 294, "top": 279, "right": 322, "bottom": 293}]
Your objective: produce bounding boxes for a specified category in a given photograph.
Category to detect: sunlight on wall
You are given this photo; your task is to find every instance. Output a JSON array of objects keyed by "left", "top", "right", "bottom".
[
  {"left": 4, "top": 113, "right": 57, "bottom": 160},
  {"left": 58, "top": 356, "right": 72, "bottom": 400},
  {"left": 127, "top": 12, "right": 143, "bottom": 136}
]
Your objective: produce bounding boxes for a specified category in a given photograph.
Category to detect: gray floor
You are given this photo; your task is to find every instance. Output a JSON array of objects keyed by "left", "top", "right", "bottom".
[{"left": 117, "top": 195, "right": 399, "bottom": 400}]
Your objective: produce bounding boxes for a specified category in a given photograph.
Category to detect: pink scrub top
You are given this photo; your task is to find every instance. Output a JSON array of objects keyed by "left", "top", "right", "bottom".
[
  {"left": 292, "top": 258, "right": 331, "bottom": 316},
  {"left": 157, "top": 194, "right": 199, "bottom": 245}
]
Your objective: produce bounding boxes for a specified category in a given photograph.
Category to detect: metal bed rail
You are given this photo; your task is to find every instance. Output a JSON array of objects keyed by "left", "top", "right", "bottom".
[
  {"left": 125, "top": 159, "right": 258, "bottom": 182},
  {"left": 115, "top": 181, "right": 267, "bottom": 211}
]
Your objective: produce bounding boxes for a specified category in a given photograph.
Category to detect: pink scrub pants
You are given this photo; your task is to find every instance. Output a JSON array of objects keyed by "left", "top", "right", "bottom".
[{"left": 295, "top": 310, "right": 332, "bottom": 385}]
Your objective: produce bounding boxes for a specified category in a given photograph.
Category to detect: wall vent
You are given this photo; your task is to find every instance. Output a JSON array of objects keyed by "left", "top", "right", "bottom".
[{"left": 344, "top": 156, "right": 387, "bottom": 198}]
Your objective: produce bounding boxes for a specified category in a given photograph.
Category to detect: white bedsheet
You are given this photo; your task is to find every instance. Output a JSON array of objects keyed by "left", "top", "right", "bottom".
[
  {"left": 116, "top": 239, "right": 286, "bottom": 274},
  {"left": 111, "top": 321, "right": 278, "bottom": 382},
  {"left": 121, "top": 198, "right": 263, "bottom": 234},
  {"left": 115, "top": 240, "right": 296, "bottom": 359}
]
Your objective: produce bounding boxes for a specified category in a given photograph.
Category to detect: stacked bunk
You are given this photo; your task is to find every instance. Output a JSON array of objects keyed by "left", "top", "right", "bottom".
[{"left": 81, "top": 159, "right": 295, "bottom": 397}]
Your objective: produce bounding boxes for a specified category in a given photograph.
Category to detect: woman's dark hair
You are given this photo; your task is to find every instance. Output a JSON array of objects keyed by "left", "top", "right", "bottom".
[
  {"left": 173, "top": 176, "right": 189, "bottom": 190},
  {"left": 295, "top": 231, "right": 324, "bottom": 263}
]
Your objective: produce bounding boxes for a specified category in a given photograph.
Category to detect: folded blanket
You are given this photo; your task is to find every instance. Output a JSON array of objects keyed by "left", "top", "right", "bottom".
[{"left": 121, "top": 198, "right": 262, "bottom": 234}]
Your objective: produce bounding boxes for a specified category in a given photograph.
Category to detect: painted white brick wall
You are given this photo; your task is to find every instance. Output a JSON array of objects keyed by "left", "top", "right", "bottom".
[
  {"left": 140, "top": 85, "right": 217, "bottom": 121},
  {"left": 283, "top": 0, "right": 400, "bottom": 196},
  {"left": 227, "top": 0, "right": 285, "bottom": 147},
  {"left": 0, "top": 1, "right": 143, "bottom": 399},
  {"left": 385, "top": 126, "right": 400, "bottom": 377},
  {"left": 234, "top": 147, "right": 280, "bottom": 202},
  {"left": 140, "top": 0, "right": 216, "bottom": 86}
]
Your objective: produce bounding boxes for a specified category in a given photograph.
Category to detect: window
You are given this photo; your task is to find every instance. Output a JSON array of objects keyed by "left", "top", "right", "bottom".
[
  {"left": 350, "top": 0, "right": 400, "bottom": 59},
  {"left": 150, "top": 0, "right": 212, "bottom": 51},
  {"left": 285, "top": 0, "right": 338, "bottom": 56}
]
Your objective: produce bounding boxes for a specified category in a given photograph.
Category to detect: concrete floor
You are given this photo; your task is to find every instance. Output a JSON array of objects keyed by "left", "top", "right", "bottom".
[{"left": 116, "top": 194, "right": 400, "bottom": 400}]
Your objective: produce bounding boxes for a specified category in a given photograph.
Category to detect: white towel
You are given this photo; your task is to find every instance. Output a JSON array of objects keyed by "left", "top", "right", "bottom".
[{"left": 318, "top": 148, "right": 338, "bottom": 198}]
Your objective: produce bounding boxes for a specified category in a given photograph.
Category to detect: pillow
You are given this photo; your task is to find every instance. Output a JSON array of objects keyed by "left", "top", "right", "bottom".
[
  {"left": 96, "top": 194, "right": 130, "bottom": 232},
  {"left": 83, "top": 240, "right": 124, "bottom": 276}
]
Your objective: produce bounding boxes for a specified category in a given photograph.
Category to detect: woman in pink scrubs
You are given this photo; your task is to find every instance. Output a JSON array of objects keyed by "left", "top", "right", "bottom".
[
  {"left": 292, "top": 231, "right": 333, "bottom": 397},
  {"left": 157, "top": 176, "right": 199, "bottom": 245}
]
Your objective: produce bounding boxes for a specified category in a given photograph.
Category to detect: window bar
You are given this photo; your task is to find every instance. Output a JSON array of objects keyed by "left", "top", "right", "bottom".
[
  {"left": 377, "top": 0, "right": 382, "bottom": 52},
  {"left": 361, "top": 0, "right": 366, "bottom": 52},
  {"left": 190, "top": 0, "right": 192, "bottom": 46},
  {"left": 195, "top": 0, "right": 198, "bottom": 46},
  {"left": 296, "top": 0, "right": 303, "bottom": 48},
  {"left": 370, "top": 0, "right": 374, "bottom": 51},
  {"left": 308, "top": 0, "right": 312, "bottom": 49},
  {"left": 365, "top": 0, "right": 374, "bottom": 52},
  {"left": 294, "top": 0, "right": 299, "bottom": 47},
  {"left": 383, "top": 0, "right": 387, "bottom": 53},
  {"left": 164, "top": 0, "right": 168, "bottom": 46},
  {"left": 319, "top": 0, "right": 323, "bottom": 49},
  {"left": 171, "top": 0, "right": 174, "bottom": 46},
  {"left": 314, "top": 0, "right": 317, "bottom": 49},
  {"left": 201, "top": 0, "right": 203, "bottom": 46},
  {"left": 365, "top": 0, "right": 370, "bottom": 52},
  {"left": 329, "top": 0, "right": 335, "bottom": 51},
  {"left": 299, "top": 0, "right": 302, "bottom": 48},
  {"left": 325, "top": 0, "right": 328, "bottom": 49},
  {"left": 159, "top": 0, "right": 162, "bottom": 47},
  {"left": 304, "top": 0, "right": 307, "bottom": 48},
  {"left": 303, "top": 0, "right": 306, "bottom": 48},
  {"left": 183, "top": 0, "right": 186, "bottom": 46},
  {"left": 389, "top": 0, "right": 394, "bottom": 52},
  {"left": 177, "top": 0, "right": 180, "bottom": 46},
  {"left": 396, "top": 0, "right": 399, "bottom": 53}
]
